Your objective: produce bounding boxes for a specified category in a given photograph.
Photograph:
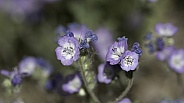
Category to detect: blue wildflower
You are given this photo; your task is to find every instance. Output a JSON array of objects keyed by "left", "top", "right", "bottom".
[
  {"left": 155, "top": 23, "right": 178, "bottom": 37},
  {"left": 144, "top": 32, "right": 152, "bottom": 40},
  {"left": 79, "top": 39, "right": 90, "bottom": 49},
  {"left": 85, "top": 30, "right": 98, "bottom": 42},
  {"left": 62, "top": 73, "right": 82, "bottom": 94},
  {"left": 106, "top": 37, "right": 128, "bottom": 65},
  {"left": 145, "top": 42, "right": 155, "bottom": 53},
  {"left": 55, "top": 36, "right": 80, "bottom": 66},
  {"left": 0, "top": 69, "right": 22, "bottom": 86},
  {"left": 120, "top": 51, "right": 139, "bottom": 72},
  {"left": 156, "top": 38, "right": 165, "bottom": 51},
  {"left": 97, "top": 62, "right": 113, "bottom": 84},
  {"left": 118, "top": 98, "right": 131, "bottom": 103},
  {"left": 131, "top": 42, "right": 143, "bottom": 56}
]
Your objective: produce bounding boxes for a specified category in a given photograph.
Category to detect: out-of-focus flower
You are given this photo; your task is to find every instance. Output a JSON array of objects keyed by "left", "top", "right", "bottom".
[
  {"left": 120, "top": 51, "right": 139, "bottom": 72},
  {"left": 45, "top": 74, "right": 63, "bottom": 92},
  {"left": 0, "top": 0, "right": 59, "bottom": 20},
  {"left": 55, "top": 23, "right": 97, "bottom": 49},
  {"left": 0, "top": 68, "right": 22, "bottom": 86},
  {"left": 18, "top": 57, "right": 37, "bottom": 76},
  {"left": 156, "top": 38, "right": 165, "bottom": 51},
  {"left": 36, "top": 58, "right": 53, "bottom": 76},
  {"left": 118, "top": 98, "right": 131, "bottom": 103},
  {"left": 0, "top": 0, "right": 39, "bottom": 17},
  {"left": 144, "top": 32, "right": 152, "bottom": 40},
  {"left": 67, "top": 23, "right": 88, "bottom": 41},
  {"left": 155, "top": 23, "right": 178, "bottom": 37},
  {"left": 55, "top": 36, "right": 80, "bottom": 66},
  {"left": 93, "top": 28, "right": 114, "bottom": 61},
  {"left": 160, "top": 99, "right": 184, "bottom": 103},
  {"left": 97, "top": 63, "right": 113, "bottom": 84},
  {"left": 155, "top": 46, "right": 174, "bottom": 61},
  {"left": 148, "top": 0, "right": 158, "bottom": 2},
  {"left": 106, "top": 37, "right": 128, "bottom": 65},
  {"left": 168, "top": 49, "right": 184, "bottom": 73},
  {"left": 62, "top": 74, "right": 82, "bottom": 94},
  {"left": 145, "top": 42, "right": 155, "bottom": 53}
]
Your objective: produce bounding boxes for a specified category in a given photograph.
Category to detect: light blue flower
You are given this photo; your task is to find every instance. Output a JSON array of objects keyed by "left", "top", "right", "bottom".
[
  {"left": 55, "top": 36, "right": 80, "bottom": 66},
  {"left": 106, "top": 37, "right": 128, "bottom": 65}
]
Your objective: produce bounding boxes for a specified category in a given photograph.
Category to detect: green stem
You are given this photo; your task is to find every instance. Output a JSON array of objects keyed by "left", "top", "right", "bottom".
[
  {"left": 79, "top": 58, "right": 101, "bottom": 103},
  {"left": 110, "top": 78, "right": 134, "bottom": 103}
]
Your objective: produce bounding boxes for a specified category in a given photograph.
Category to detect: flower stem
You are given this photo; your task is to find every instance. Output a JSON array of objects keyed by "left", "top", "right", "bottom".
[
  {"left": 79, "top": 57, "right": 101, "bottom": 103},
  {"left": 110, "top": 78, "right": 134, "bottom": 103}
]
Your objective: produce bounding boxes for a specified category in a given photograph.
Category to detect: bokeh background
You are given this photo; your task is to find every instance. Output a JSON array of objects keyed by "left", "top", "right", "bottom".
[{"left": 0, "top": 0, "right": 184, "bottom": 103}]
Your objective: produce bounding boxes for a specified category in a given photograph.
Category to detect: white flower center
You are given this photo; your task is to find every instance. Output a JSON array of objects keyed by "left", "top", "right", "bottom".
[
  {"left": 111, "top": 46, "right": 124, "bottom": 60},
  {"left": 61, "top": 43, "right": 75, "bottom": 59},
  {"left": 123, "top": 55, "right": 134, "bottom": 66},
  {"left": 160, "top": 27, "right": 172, "bottom": 36},
  {"left": 171, "top": 54, "right": 184, "bottom": 69},
  {"left": 67, "top": 76, "right": 81, "bottom": 91}
]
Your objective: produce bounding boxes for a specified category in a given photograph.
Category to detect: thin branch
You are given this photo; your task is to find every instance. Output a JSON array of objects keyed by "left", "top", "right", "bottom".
[{"left": 110, "top": 78, "right": 134, "bottom": 103}]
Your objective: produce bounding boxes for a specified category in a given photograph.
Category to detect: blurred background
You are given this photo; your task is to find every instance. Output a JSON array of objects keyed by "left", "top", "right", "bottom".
[{"left": 0, "top": 0, "right": 184, "bottom": 103}]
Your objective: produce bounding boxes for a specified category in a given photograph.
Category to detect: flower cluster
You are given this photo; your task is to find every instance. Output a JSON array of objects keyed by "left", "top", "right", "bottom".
[
  {"left": 97, "top": 37, "right": 142, "bottom": 84},
  {"left": 55, "top": 23, "right": 98, "bottom": 66},
  {"left": 144, "top": 23, "right": 184, "bottom": 74},
  {"left": 0, "top": 56, "right": 53, "bottom": 86},
  {"left": 106, "top": 37, "right": 142, "bottom": 72}
]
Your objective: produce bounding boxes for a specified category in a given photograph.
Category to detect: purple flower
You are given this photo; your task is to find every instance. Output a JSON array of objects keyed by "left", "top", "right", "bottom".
[
  {"left": 155, "top": 23, "right": 178, "bottom": 37},
  {"left": 45, "top": 74, "right": 63, "bottom": 92},
  {"left": 56, "top": 23, "right": 97, "bottom": 49},
  {"left": 106, "top": 37, "right": 128, "bottom": 65},
  {"left": 11, "top": 74, "right": 22, "bottom": 86},
  {"left": 19, "top": 56, "right": 37, "bottom": 76},
  {"left": 36, "top": 58, "right": 53, "bottom": 75},
  {"left": 68, "top": 23, "right": 88, "bottom": 41},
  {"left": 93, "top": 28, "right": 114, "bottom": 61},
  {"left": 156, "top": 38, "right": 165, "bottom": 51},
  {"left": 55, "top": 36, "right": 80, "bottom": 66},
  {"left": 118, "top": 98, "right": 131, "bottom": 103},
  {"left": 85, "top": 30, "right": 98, "bottom": 42},
  {"left": 145, "top": 42, "right": 155, "bottom": 53},
  {"left": 156, "top": 46, "right": 174, "bottom": 61},
  {"left": 62, "top": 74, "right": 82, "bottom": 94},
  {"left": 148, "top": 0, "right": 158, "bottom": 2},
  {"left": 97, "top": 63, "right": 112, "bottom": 84},
  {"left": 120, "top": 51, "right": 139, "bottom": 72},
  {"left": 0, "top": 0, "right": 39, "bottom": 17},
  {"left": 144, "top": 32, "right": 152, "bottom": 40},
  {"left": 168, "top": 49, "right": 184, "bottom": 73},
  {"left": 0, "top": 69, "right": 22, "bottom": 86},
  {"left": 131, "top": 42, "right": 143, "bottom": 56}
]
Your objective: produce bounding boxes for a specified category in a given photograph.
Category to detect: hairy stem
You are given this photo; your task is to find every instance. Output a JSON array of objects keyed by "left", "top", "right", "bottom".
[
  {"left": 79, "top": 57, "right": 101, "bottom": 103},
  {"left": 110, "top": 78, "right": 134, "bottom": 103}
]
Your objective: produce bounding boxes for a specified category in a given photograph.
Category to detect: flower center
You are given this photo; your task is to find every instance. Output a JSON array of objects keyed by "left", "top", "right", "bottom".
[
  {"left": 62, "top": 43, "right": 75, "bottom": 59},
  {"left": 123, "top": 55, "right": 134, "bottom": 66},
  {"left": 111, "top": 46, "right": 125, "bottom": 60},
  {"left": 171, "top": 54, "right": 184, "bottom": 69},
  {"left": 63, "top": 47, "right": 74, "bottom": 55}
]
